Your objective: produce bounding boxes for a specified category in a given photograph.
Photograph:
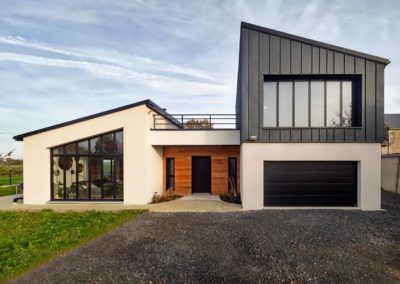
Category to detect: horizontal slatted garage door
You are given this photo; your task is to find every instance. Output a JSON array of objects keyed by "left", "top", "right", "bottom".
[{"left": 264, "top": 161, "right": 357, "bottom": 207}]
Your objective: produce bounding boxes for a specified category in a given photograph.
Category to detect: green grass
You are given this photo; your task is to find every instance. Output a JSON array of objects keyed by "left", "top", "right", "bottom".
[
  {"left": 0, "top": 175, "right": 22, "bottom": 186},
  {"left": 0, "top": 209, "right": 146, "bottom": 283},
  {"left": 0, "top": 186, "right": 16, "bottom": 197}
]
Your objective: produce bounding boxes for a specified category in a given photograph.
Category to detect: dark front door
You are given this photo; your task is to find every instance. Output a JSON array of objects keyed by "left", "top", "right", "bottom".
[
  {"left": 264, "top": 161, "right": 357, "bottom": 207},
  {"left": 192, "top": 156, "right": 211, "bottom": 193}
]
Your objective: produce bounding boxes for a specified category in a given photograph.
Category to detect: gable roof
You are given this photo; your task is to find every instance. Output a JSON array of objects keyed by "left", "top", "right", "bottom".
[
  {"left": 13, "top": 99, "right": 181, "bottom": 141},
  {"left": 385, "top": 114, "right": 400, "bottom": 129},
  {"left": 241, "top": 22, "right": 390, "bottom": 65}
]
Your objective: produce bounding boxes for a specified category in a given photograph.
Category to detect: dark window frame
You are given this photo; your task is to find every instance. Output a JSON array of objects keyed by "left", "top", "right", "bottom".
[
  {"left": 228, "top": 157, "right": 237, "bottom": 191},
  {"left": 50, "top": 129, "right": 123, "bottom": 202},
  {"left": 166, "top": 157, "right": 175, "bottom": 190},
  {"left": 263, "top": 74, "right": 362, "bottom": 129}
]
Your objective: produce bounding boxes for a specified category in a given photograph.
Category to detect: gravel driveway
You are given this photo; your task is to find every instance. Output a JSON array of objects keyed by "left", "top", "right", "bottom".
[{"left": 12, "top": 191, "right": 400, "bottom": 283}]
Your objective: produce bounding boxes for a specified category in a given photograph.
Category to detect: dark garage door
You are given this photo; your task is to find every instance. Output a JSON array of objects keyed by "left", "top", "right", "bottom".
[{"left": 264, "top": 161, "right": 357, "bottom": 207}]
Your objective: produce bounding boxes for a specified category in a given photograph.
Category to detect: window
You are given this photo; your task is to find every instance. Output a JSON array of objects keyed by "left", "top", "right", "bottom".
[
  {"left": 263, "top": 76, "right": 359, "bottom": 128},
  {"left": 228, "top": 157, "right": 237, "bottom": 191},
  {"left": 166, "top": 158, "right": 175, "bottom": 190},
  {"left": 51, "top": 129, "right": 123, "bottom": 201}
]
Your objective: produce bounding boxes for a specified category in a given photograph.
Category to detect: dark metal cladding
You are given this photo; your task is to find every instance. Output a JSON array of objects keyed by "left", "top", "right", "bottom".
[{"left": 236, "top": 22, "right": 389, "bottom": 143}]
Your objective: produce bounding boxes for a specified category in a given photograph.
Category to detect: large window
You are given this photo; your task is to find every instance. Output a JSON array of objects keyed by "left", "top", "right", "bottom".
[
  {"left": 51, "top": 129, "right": 123, "bottom": 201},
  {"left": 263, "top": 77, "right": 359, "bottom": 128}
]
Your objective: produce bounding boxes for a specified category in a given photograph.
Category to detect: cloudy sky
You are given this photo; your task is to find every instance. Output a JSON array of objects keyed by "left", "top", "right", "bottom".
[{"left": 1, "top": 0, "right": 399, "bottom": 158}]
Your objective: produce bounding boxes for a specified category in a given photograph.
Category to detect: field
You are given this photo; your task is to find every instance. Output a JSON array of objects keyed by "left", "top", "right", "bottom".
[
  {"left": 0, "top": 175, "right": 22, "bottom": 186},
  {"left": 0, "top": 210, "right": 146, "bottom": 283}
]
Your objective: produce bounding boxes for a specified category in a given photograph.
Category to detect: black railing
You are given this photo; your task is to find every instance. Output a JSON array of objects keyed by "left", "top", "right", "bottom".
[{"left": 153, "top": 114, "right": 239, "bottom": 130}]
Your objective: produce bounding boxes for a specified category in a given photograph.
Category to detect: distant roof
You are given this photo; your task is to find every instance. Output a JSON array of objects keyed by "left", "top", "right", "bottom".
[
  {"left": 385, "top": 114, "right": 400, "bottom": 129},
  {"left": 241, "top": 22, "right": 390, "bottom": 65},
  {"left": 13, "top": 99, "right": 181, "bottom": 141}
]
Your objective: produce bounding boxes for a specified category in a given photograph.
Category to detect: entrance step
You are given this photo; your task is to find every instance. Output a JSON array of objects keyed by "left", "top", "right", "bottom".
[{"left": 180, "top": 193, "right": 219, "bottom": 201}]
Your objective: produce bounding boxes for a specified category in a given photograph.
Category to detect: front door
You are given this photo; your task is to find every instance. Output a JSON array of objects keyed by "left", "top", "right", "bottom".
[{"left": 192, "top": 156, "right": 211, "bottom": 193}]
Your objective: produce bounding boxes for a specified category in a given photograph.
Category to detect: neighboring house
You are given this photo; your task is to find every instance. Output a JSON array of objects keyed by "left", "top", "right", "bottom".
[
  {"left": 14, "top": 22, "right": 390, "bottom": 210},
  {"left": 382, "top": 114, "right": 400, "bottom": 154}
]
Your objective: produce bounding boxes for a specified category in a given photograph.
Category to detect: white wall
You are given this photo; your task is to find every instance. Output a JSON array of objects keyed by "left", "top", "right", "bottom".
[
  {"left": 241, "top": 143, "right": 381, "bottom": 211},
  {"left": 150, "top": 130, "right": 240, "bottom": 146},
  {"left": 381, "top": 156, "right": 400, "bottom": 193},
  {"left": 22, "top": 105, "right": 163, "bottom": 205}
]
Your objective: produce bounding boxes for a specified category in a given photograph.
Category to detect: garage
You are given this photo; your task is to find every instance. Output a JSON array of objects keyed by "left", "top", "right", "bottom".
[{"left": 264, "top": 161, "right": 357, "bottom": 207}]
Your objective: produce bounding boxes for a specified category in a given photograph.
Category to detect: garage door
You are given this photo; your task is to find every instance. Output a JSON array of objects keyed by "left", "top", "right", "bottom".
[{"left": 264, "top": 161, "right": 357, "bottom": 207}]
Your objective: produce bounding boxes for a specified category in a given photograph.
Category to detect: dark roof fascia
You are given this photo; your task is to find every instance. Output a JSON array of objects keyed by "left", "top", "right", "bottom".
[
  {"left": 13, "top": 99, "right": 182, "bottom": 141},
  {"left": 241, "top": 22, "right": 390, "bottom": 65}
]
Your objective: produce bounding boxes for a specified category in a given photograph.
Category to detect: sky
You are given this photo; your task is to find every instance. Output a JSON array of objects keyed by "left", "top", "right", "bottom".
[{"left": 1, "top": 0, "right": 399, "bottom": 158}]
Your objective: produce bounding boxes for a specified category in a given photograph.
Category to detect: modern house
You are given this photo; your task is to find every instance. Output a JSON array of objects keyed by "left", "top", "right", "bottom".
[
  {"left": 14, "top": 22, "right": 390, "bottom": 210},
  {"left": 382, "top": 114, "right": 400, "bottom": 155}
]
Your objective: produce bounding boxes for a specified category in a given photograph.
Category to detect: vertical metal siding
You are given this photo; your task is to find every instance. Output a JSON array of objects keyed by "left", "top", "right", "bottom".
[
  {"left": 248, "top": 30, "right": 259, "bottom": 140},
  {"left": 239, "top": 27, "right": 385, "bottom": 143},
  {"left": 259, "top": 33, "right": 270, "bottom": 141},
  {"left": 301, "top": 44, "right": 312, "bottom": 74},
  {"left": 241, "top": 28, "right": 249, "bottom": 141},
  {"left": 312, "top": 47, "right": 319, "bottom": 74},
  {"left": 376, "top": 63, "right": 385, "bottom": 141},
  {"left": 355, "top": 57, "right": 366, "bottom": 141},
  {"left": 365, "top": 60, "right": 376, "bottom": 141}
]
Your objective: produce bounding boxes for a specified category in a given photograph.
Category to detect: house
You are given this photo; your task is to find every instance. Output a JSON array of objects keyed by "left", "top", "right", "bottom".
[
  {"left": 382, "top": 114, "right": 400, "bottom": 154},
  {"left": 13, "top": 22, "right": 390, "bottom": 210}
]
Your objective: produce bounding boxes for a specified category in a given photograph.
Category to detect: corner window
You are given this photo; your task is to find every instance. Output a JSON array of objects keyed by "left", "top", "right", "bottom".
[
  {"left": 263, "top": 76, "right": 360, "bottom": 128},
  {"left": 51, "top": 129, "right": 123, "bottom": 201}
]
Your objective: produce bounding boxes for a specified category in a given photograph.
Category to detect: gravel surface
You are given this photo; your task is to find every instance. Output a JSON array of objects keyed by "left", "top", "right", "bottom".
[{"left": 12, "top": 191, "right": 400, "bottom": 283}]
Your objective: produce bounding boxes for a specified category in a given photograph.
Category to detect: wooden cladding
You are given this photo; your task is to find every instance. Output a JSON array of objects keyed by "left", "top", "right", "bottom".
[{"left": 163, "top": 146, "right": 240, "bottom": 196}]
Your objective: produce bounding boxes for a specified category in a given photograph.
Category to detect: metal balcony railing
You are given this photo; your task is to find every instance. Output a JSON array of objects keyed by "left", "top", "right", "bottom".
[{"left": 153, "top": 114, "right": 239, "bottom": 130}]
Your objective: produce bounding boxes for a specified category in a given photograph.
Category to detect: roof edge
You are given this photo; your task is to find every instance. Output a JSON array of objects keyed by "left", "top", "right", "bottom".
[
  {"left": 13, "top": 99, "right": 181, "bottom": 141},
  {"left": 241, "top": 22, "right": 390, "bottom": 65}
]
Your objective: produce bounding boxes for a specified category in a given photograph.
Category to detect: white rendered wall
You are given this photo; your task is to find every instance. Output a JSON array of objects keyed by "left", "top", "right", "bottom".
[
  {"left": 22, "top": 105, "right": 163, "bottom": 205},
  {"left": 150, "top": 130, "right": 240, "bottom": 146},
  {"left": 241, "top": 143, "right": 381, "bottom": 211}
]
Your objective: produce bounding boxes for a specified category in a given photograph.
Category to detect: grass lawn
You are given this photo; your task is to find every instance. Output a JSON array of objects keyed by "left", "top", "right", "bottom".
[
  {"left": 0, "top": 175, "right": 22, "bottom": 186},
  {"left": 0, "top": 186, "right": 16, "bottom": 197},
  {"left": 0, "top": 209, "right": 146, "bottom": 283}
]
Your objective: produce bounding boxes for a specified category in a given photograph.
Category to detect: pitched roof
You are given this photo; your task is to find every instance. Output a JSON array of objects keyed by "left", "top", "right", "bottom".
[
  {"left": 241, "top": 22, "right": 390, "bottom": 65},
  {"left": 385, "top": 114, "right": 400, "bottom": 129},
  {"left": 13, "top": 99, "right": 181, "bottom": 141}
]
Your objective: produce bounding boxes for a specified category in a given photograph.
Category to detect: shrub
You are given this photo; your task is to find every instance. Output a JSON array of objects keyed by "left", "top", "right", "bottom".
[
  {"left": 151, "top": 187, "right": 182, "bottom": 203},
  {"left": 220, "top": 191, "right": 241, "bottom": 204},
  {"left": 219, "top": 176, "right": 241, "bottom": 204}
]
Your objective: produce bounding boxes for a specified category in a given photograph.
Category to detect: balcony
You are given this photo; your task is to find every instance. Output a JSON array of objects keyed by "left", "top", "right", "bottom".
[
  {"left": 153, "top": 114, "right": 239, "bottom": 130},
  {"left": 150, "top": 114, "right": 240, "bottom": 146}
]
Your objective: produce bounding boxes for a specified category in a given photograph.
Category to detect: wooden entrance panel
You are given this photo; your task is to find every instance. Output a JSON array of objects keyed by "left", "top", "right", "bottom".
[{"left": 163, "top": 146, "right": 240, "bottom": 196}]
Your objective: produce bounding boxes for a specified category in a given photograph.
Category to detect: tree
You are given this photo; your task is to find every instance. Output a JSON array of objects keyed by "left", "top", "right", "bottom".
[{"left": 184, "top": 119, "right": 213, "bottom": 129}]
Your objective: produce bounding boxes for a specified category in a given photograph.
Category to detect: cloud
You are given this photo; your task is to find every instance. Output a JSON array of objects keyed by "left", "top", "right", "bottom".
[
  {"left": 0, "top": 52, "right": 225, "bottom": 96},
  {"left": 0, "top": 35, "right": 216, "bottom": 82}
]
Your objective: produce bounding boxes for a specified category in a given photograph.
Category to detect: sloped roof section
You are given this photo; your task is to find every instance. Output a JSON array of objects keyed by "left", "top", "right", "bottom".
[
  {"left": 385, "top": 114, "right": 400, "bottom": 129},
  {"left": 241, "top": 22, "right": 390, "bottom": 65},
  {"left": 13, "top": 99, "right": 181, "bottom": 141}
]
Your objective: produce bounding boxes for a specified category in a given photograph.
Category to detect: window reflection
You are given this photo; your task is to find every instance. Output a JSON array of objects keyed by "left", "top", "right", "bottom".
[
  {"left": 295, "top": 81, "right": 308, "bottom": 127},
  {"left": 51, "top": 130, "right": 123, "bottom": 201},
  {"left": 310, "top": 82, "right": 325, "bottom": 127},
  {"left": 263, "top": 82, "right": 277, "bottom": 127},
  {"left": 278, "top": 82, "right": 293, "bottom": 127},
  {"left": 263, "top": 79, "right": 354, "bottom": 128}
]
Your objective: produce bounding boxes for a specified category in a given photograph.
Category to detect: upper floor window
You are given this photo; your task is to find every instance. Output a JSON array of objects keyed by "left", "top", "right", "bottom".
[{"left": 263, "top": 76, "right": 360, "bottom": 128}]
